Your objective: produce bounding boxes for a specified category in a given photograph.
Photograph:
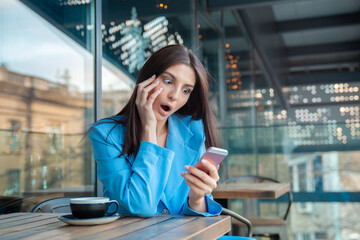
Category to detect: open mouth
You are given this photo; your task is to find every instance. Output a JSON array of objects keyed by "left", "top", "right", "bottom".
[{"left": 161, "top": 104, "right": 171, "bottom": 112}]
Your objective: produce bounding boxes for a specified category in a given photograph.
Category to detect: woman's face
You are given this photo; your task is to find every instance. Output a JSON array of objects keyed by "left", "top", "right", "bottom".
[{"left": 151, "top": 63, "right": 196, "bottom": 122}]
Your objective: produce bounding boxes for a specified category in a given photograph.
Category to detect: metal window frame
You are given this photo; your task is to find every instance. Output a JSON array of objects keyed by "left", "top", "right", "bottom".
[{"left": 92, "top": 0, "right": 103, "bottom": 197}]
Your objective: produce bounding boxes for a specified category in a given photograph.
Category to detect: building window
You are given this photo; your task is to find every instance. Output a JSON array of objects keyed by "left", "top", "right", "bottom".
[
  {"left": 45, "top": 125, "right": 63, "bottom": 155},
  {"left": 315, "top": 232, "right": 327, "bottom": 239},
  {"left": 313, "top": 156, "right": 323, "bottom": 192},
  {"left": 298, "top": 162, "right": 307, "bottom": 191},
  {"left": 293, "top": 232, "right": 315, "bottom": 240},
  {"left": 303, "top": 233, "right": 312, "bottom": 240},
  {"left": 7, "top": 120, "right": 22, "bottom": 154},
  {"left": 290, "top": 155, "right": 324, "bottom": 213},
  {"left": 4, "top": 169, "right": 20, "bottom": 195}
]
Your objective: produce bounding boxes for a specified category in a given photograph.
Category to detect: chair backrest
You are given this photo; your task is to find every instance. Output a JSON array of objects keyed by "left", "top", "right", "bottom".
[
  {"left": 222, "top": 207, "right": 253, "bottom": 238},
  {"left": 0, "top": 196, "right": 24, "bottom": 214},
  {"left": 226, "top": 175, "right": 293, "bottom": 220},
  {"left": 30, "top": 197, "right": 72, "bottom": 213}
]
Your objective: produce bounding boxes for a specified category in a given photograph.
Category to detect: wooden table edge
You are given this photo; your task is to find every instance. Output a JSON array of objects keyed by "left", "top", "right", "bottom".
[{"left": 213, "top": 183, "right": 290, "bottom": 199}]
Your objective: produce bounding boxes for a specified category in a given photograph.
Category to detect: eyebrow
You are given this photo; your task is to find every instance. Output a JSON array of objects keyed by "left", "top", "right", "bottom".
[{"left": 163, "top": 71, "right": 195, "bottom": 88}]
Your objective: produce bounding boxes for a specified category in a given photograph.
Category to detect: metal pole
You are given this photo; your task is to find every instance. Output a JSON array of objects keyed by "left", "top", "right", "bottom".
[
  {"left": 190, "top": 0, "right": 199, "bottom": 55},
  {"left": 218, "top": 11, "right": 227, "bottom": 127},
  {"left": 93, "top": 0, "right": 103, "bottom": 197}
]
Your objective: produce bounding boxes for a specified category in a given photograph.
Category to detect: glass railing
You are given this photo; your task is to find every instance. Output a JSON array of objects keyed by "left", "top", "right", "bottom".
[
  {"left": 222, "top": 122, "right": 360, "bottom": 154},
  {"left": 0, "top": 129, "right": 94, "bottom": 212},
  {"left": 219, "top": 123, "right": 360, "bottom": 239},
  {"left": 1, "top": 122, "right": 359, "bottom": 202},
  {"left": 220, "top": 122, "right": 360, "bottom": 193}
]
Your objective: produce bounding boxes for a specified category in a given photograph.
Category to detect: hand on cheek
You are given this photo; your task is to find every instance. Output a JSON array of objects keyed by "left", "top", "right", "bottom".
[
  {"left": 181, "top": 160, "right": 220, "bottom": 212},
  {"left": 135, "top": 75, "right": 162, "bottom": 129},
  {"left": 135, "top": 75, "right": 163, "bottom": 144}
]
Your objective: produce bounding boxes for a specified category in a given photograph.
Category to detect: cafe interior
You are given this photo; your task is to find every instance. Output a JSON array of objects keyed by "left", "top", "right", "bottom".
[{"left": 0, "top": 0, "right": 359, "bottom": 239}]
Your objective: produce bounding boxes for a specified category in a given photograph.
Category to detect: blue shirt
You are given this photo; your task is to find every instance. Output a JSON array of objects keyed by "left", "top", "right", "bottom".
[{"left": 88, "top": 113, "right": 222, "bottom": 217}]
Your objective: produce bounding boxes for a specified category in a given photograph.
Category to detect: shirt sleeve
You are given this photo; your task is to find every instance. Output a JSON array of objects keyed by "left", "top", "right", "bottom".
[
  {"left": 88, "top": 123, "right": 175, "bottom": 217},
  {"left": 181, "top": 194, "right": 223, "bottom": 216}
]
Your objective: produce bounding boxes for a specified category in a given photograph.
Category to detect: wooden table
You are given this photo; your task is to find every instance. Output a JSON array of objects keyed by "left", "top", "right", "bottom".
[
  {"left": 212, "top": 182, "right": 290, "bottom": 217},
  {"left": 212, "top": 183, "right": 290, "bottom": 199},
  {"left": 0, "top": 213, "right": 231, "bottom": 240}
]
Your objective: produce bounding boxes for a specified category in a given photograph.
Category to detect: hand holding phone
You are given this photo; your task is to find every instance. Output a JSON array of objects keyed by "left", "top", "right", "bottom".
[{"left": 195, "top": 147, "right": 228, "bottom": 174}]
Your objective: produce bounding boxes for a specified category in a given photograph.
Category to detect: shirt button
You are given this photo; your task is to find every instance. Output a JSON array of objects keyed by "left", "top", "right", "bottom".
[{"left": 161, "top": 208, "right": 169, "bottom": 214}]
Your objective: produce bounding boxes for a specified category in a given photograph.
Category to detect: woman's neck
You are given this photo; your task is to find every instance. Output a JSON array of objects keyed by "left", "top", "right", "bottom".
[
  {"left": 156, "top": 119, "right": 168, "bottom": 138},
  {"left": 155, "top": 119, "right": 168, "bottom": 148}
]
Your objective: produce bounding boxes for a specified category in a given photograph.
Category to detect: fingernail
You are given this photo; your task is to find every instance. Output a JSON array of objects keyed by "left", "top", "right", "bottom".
[
  {"left": 155, "top": 80, "right": 159, "bottom": 84},
  {"left": 184, "top": 165, "right": 190, "bottom": 170},
  {"left": 181, "top": 172, "right": 185, "bottom": 176},
  {"left": 151, "top": 74, "right": 156, "bottom": 78},
  {"left": 159, "top": 87, "right": 163, "bottom": 91},
  {"left": 201, "top": 159, "right": 207, "bottom": 164}
]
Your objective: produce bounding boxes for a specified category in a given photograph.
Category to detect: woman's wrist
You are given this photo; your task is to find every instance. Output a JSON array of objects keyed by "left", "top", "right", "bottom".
[
  {"left": 141, "top": 125, "right": 157, "bottom": 144},
  {"left": 188, "top": 196, "right": 206, "bottom": 212}
]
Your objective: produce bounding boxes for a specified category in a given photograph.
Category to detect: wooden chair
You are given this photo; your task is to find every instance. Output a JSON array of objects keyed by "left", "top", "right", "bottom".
[
  {"left": 226, "top": 175, "right": 292, "bottom": 240},
  {"left": 30, "top": 197, "right": 72, "bottom": 213}
]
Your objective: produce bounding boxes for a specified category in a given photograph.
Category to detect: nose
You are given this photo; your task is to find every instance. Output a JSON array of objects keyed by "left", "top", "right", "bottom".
[{"left": 168, "top": 88, "right": 180, "bottom": 101}]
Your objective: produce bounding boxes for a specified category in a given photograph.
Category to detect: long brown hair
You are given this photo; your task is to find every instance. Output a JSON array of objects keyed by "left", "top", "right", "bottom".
[{"left": 102, "top": 45, "right": 217, "bottom": 161}]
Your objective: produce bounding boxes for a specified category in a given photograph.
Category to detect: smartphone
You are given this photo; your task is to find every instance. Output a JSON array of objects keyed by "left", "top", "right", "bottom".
[{"left": 195, "top": 147, "right": 228, "bottom": 173}]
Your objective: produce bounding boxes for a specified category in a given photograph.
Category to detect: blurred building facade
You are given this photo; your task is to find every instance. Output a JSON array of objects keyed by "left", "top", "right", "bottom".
[{"left": 0, "top": 66, "right": 87, "bottom": 195}]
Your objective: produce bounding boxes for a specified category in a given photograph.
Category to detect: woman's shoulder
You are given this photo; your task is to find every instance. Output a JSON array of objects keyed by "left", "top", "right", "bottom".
[{"left": 88, "top": 115, "right": 126, "bottom": 139}]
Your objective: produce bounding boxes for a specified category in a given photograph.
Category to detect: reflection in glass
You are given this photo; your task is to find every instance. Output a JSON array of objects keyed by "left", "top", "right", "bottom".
[
  {"left": 101, "top": 0, "right": 193, "bottom": 117},
  {"left": 0, "top": 0, "right": 95, "bottom": 211}
]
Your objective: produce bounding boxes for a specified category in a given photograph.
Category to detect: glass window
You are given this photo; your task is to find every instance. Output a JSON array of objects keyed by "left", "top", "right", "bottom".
[
  {"left": 315, "top": 232, "right": 327, "bottom": 239},
  {"left": 7, "top": 120, "right": 22, "bottom": 154},
  {"left": 293, "top": 233, "right": 298, "bottom": 240},
  {"left": 198, "top": 11, "right": 222, "bottom": 121},
  {"left": 298, "top": 162, "right": 307, "bottom": 191},
  {"left": 5, "top": 169, "right": 20, "bottom": 195},
  {"left": 0, "top": 0, "right": 95, "bottom": 212},
  {"left": 303, "top": 233, "right": 311, "bottom": 240},
  {"left": 217, "top": 5, "right": 360, "bottom": 240},
  {"left": 101, "top": 0, "right": 193, "bottom": 117},
  {"left": 313, "top": 156, "right": 323, "bottom": 192}
]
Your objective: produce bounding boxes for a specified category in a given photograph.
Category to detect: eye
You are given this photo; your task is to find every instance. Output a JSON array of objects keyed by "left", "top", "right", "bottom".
[
  {"left": 163, "top": 78, "right": 172, "bottom": 84},
  {"left": 183, "top": 88, "right": 192, "bottom": 94}
]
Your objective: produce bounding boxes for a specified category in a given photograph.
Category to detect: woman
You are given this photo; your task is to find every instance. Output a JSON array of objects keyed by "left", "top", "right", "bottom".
[{"left": 88, "top": 44, "right": 222, "bottom": 217}]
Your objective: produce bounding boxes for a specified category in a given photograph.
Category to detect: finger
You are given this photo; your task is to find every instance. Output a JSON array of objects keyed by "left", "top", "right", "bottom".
[
  {"left": 185, "top": 165, "right": 213, "bottom": 184},
  {"left": 138, "top": 81, "right": 160, "bottom": 105},
  {"left": 199, "top": 160, "right": 220, "bottom": 181},
  {"left": 144, "top": 80, "right": 159, "bottom": 91},
  {"left": 141, "top": 80, "right": 160, "bottom": 104},
  {"left": 184, "top": 165, "right": 218, "bottom": 190},
  {"left": 181, "top": 172, "right": 213, "bottom": 193},
  {"left": 185, "top": 180, "right": 204, "bottom": 196},
  {"left": 182, "top": 174, "right": 207, "bottom": 196},
  {"left": 185, "top": 178, "right": 212, "bottom": 196},
  {"left": 147, "top": 87, "right": 163, "bottom": 104},
  {"left": 138, "top": 75, "right": 156, "bottom": 87},
  {"left": 136, "top": 75, "right": 156, "bottom": 101}
]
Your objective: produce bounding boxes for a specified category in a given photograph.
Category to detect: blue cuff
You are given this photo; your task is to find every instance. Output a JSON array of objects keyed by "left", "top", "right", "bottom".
[{"left": 182, "top": 194, "right": 222, "bottom": 216}]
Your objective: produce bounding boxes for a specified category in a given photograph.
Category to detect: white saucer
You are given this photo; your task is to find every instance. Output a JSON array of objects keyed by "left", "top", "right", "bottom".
[{"left": 58, "top": 214, "right": 120, "bottom": 226}]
